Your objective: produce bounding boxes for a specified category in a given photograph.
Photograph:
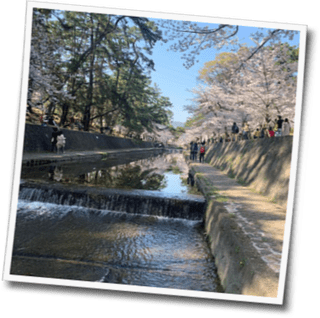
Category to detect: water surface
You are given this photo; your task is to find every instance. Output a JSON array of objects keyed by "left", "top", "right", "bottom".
[
  {"left": 11, "top": 151, "right": 222, "bottom": 292},
  {"left": 12, "top": 200, "right": 221, "bottom": 292}
]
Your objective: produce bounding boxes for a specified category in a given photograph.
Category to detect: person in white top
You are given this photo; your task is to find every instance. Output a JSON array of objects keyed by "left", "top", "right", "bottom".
[
  {"left": 56, "top": 131, "right": 66, "bottom": 154},
  {"left": 282, "top": 118, "right": 291, "bottom": 136}
]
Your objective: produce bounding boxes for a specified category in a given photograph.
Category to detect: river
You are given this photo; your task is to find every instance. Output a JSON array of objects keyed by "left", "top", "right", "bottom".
[{"left": 11, "top": 151, "right": 222, "bottom": 292}]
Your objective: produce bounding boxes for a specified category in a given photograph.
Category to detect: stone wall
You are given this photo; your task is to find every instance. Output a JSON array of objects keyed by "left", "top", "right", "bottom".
[
  {"left": 202, "top": 199, "right": 280, "bottom": 297},
  {"left": 205, "top": 136, "right": 293, "bottom": 208},
  {"left": 23, "top": 124, "right": 155, "bottom": 153}
]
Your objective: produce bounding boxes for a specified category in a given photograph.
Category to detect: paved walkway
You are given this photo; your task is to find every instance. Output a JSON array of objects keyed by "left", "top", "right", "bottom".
[{"left": 189, "top": 161, "right": 287, "bottom": 274}]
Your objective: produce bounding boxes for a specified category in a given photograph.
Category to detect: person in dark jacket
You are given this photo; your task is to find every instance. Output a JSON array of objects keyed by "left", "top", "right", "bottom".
[
  {"left": 192, "top": 142, "right": 198, "bottom": 161},
  {"left": 51, "top": 127, "right": 59, "bottom": 152},
  {"left": 276, "top": 115, "right": 284, "bottom": 136},
  {"left": 231, "top": 122, "right": 239, "bottom": 141},
  {"left": 190, "top": 141, "right": 194, "bottom": 160}
]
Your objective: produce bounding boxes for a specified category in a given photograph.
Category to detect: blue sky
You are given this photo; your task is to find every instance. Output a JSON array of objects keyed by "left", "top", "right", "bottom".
[{"left": 148, "top": 22, "right": 300, "bottom": 124}]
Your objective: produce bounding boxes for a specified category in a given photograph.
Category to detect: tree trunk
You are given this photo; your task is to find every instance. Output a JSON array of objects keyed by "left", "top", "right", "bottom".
[
  {"left": 83, "top": 14, "right": 96, "bottom": 131},
  {"left": 60, "top": 102, "right": 69, "bottom": 127}
]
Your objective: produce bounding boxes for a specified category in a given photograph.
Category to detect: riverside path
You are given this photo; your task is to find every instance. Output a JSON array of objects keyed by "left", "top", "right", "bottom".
[{"left": 188, "top": 160, "right": 287, "bottom": 297}]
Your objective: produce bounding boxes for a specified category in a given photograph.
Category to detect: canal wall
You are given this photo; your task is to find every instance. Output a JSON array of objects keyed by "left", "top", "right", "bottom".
[
  {"left": 23, "top": 124, "right": 155, "bottom": 153},
  {"left": 205, "top": 136, "right": 293, "bottom": 208},
  {"left": 188, "top": 137, "right": 293, "bottom": 297},
  {"left": 205, "top": 197, "right": 280, "bottom": 297}
]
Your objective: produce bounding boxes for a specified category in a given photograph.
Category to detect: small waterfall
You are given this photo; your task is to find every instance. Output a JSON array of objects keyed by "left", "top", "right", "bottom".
[{"left": 19, "top": 183, "right": 206, "bottom": 221}]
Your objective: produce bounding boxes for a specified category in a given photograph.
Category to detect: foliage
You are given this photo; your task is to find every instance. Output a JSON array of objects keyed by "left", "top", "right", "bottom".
[
  {"left": 185, "top": 113, "right": 205, "bottom": 127},
  {"left": 154, "top": 19, "right": 298, "bottom": 69},
  {"left": 27, "top": 9, "right": 172, "bottom": 135},
  {"left": 181, "top": 41, "right": 298, "bottom": 142}
]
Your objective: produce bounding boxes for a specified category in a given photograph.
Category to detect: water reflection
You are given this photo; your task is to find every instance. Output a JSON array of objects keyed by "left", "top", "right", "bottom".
[
  {"left": 48, "top": 166, "right": 63, "bottom": 182},
  {"left": 22, "top": 152, "right": 191, "bottom": 194},
  {"left": 75, "top": 165, "right": 167, "bottom": 191}
]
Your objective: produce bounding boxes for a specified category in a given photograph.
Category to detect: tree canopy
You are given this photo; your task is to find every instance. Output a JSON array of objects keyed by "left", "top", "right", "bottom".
[
  {"left": 27, "top": 9, "right": 300, "bottom": 143},
  {"left": 181, "top": 41, "right": 298, "bottom": 142},
  {"left": 27, "top": 8, "right": 172, "bottom": 135}
]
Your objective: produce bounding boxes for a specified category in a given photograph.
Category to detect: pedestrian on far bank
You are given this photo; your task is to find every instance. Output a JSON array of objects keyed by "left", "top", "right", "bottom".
[
  {"left": 282, "top": 118, "right": 291, "bottom": 136},
  {"left": 243, "top": 122, "right": 250, "bottom": 140},
  {"left": 267, "top": 127, "right": 275, "bottom": 137},
  {"left": 51, "top": 127, "right": 59, "bottom": 152},
  {"left": 276, "top": 115, "right": 284, "bottom": 137},
  {"left": 56, "top": 131, "right": 66, "bottom": 154},
  {"left": 231, "top": 122, "right": 239, "bottom": 141},
  {"left": 199, "top": 142, "right": 206, "bottom": 163},
  {"left": 192, "top": 142, "right": 198, "bottom": 161},
  {"left": 253, "top": 128, "right": 260, "bottom": 139}
]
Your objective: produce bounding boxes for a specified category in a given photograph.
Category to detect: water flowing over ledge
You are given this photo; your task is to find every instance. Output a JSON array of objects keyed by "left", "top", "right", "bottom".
[{"left": 19, "top": 182, "right": 206, "bottom": 221}]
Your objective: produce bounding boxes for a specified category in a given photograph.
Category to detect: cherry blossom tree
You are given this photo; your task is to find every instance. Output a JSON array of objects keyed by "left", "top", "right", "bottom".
[
  {"left": 155, "top": 18, "right": 298, "bottom": 69},
  {"left": 27, "top": 9, "right": 74, "bottom": 115},
  {"left": 183, "top": 42, "right": 298, "bottom": 141}
]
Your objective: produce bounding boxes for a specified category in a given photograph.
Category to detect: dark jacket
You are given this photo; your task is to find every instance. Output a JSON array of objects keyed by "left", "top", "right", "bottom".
[
  {"left": 232, "top": 124, "right": 239, "bottom": 134},
  {"left": 51, "top": 130, "right": 59, "bottom": 145},
  {"left": 193, "top": 143, "right": 198, "bottom": 152},
  {"left": 277, "top": 118, "right": 284, "bottom": 129}
]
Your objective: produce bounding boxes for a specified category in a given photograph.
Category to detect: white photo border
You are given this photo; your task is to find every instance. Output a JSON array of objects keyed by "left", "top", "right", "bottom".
[{"left": 3, "top": 0, "right": 308, "bottom": 306}]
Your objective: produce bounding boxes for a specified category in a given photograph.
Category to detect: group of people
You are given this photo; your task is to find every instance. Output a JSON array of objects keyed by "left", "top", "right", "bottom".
[
  {"left": 189, "top": 141, "right": 206, "bottom": 163},
  {"left": 51, "top": 127, "right": 66, "bottom": 154},
  {"left": 218, "top": 116, "right": 291, "bottom": 143}
]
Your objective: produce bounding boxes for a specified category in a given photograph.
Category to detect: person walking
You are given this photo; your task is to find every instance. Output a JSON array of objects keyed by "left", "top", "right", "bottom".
[
  {"left": 199, "top": 142, "right": 206, "bottom": 163},
  {"left": 51, "top": 127, "right": 59, "bottom": 152},
  {"left": 192, "top": 142, "right": 198, "bottom": 161},
  {"left": 190, "top": 141, "right": 194, "bottom": 160}
]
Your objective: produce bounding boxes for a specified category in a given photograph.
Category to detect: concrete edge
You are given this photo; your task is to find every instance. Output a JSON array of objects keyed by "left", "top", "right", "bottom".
[
  {"left": 22, "top": 148, "right": 164, "bottom": 167},
  {"left": 191, "top": 167, "right": 280, "bottom": 297}
]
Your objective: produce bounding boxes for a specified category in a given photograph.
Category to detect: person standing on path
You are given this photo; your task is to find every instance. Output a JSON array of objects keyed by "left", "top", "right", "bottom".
[
  {"left": 199, "top": 143, "right": 206, "bottom": 163},
  {"left": 51, "top": 127, "right": 59, "bottom": 152},
  {"left": 276, "top": 115, "right": 284, "bottom": 136},
  {"left": 231, "top": 122, "right": 239, "bottom": 141},
  {"left": 190, "top": 141, "right": 194, "bottom": 160},
  {"left": 56, "top": 131, "right": 66, "bottom": 154},
  {"left": 192, "top": 142, "right": 198, "bottom": 161},
  {"left": 282, "top": 118, "right": 291, "bottom": 136}
]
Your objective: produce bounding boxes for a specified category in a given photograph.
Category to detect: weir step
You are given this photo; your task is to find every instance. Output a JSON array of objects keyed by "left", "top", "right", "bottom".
[{"left": 19, "top": 182, "right": 206, "bottom": 221}]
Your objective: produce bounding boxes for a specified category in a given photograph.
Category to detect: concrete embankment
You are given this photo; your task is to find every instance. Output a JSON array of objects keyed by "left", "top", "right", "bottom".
[
  {"left": 23, "top": 123, "right": 155, "bottom": 153},
  {"left": 205, "top": 136, "right": 293, "bottom": 208},
  {"left": 21, "top": 124, "right": 163, "bottom": 166},
  {"left": 188, "top": 137, "right": 293, "bottom": 297}
]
